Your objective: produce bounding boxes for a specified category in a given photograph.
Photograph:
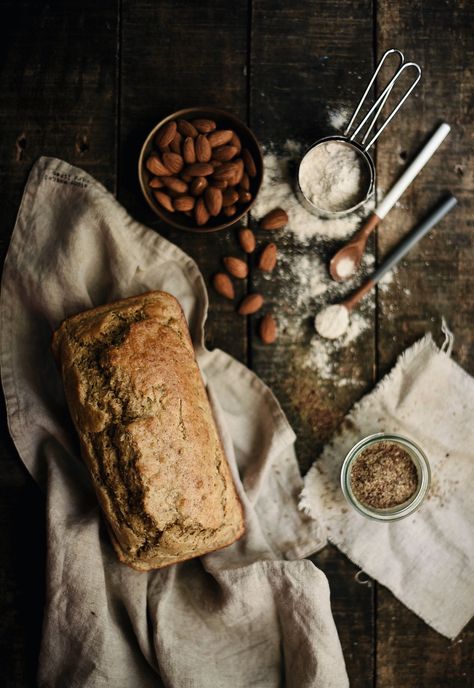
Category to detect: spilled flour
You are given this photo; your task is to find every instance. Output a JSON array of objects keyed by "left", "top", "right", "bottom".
[{"left": 252, "top": 140, "right": 372, "bottom": 242}]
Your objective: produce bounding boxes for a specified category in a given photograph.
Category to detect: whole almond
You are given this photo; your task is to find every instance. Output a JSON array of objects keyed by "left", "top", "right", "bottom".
[
  {"left": 212, "top": 179, "right": 228, "bottom": 189},
  {"left": 230, "top": 131, "right": 242, "bottom": 152},
  {"left": 258, "top": 243, "right": 277, "bottom": 272},
  {"left": 190, "top": 176, "right": 208, "bottom": 196},
  {"left": 208, "top": 129, "right": 234, "bottom": 147},
  {"left": 213, "top": 145, "right": 239, "bottom": 162},
  {"left": 238, "top": 293, "right": 264, "bottom": 315},
  {"left": 223, "top": 204, "right": 237, "bottom": 217},
  {"left": 155, "top": 120, "right": 177, "bottom": 148},
  {"left": 146, "top": 154, "right": 172, "bottom": 176},
  {"left": 238, "top": 228, "right": 256, "bottom": 253},
  {"left": 186, "top": 162, "right": 214, "bottom": 177},
  {"left": 205, "top": 186, "right": 223, "bottom": 216},
  {"left": 239, "top": 190, "right": 252, "bottom": 204},
  {"left": 192, "top": 118, "right": 217, "bottom": 133},
  {"left": 213, "top": 161, "right": 239, "bottom": 181},
  {"left": 260, "top": 207, "right": 288, "bottom": 230},
  {"left": 177, "top": 119, "right": 198, "bottom": 138},
  {"left": 182, "top": 137, "right": 196, "bottom": 164},
  {"left": 162, "top": 152, "right": 184, "bottom": 174},
  {"left": 213, "top": 273, "right": 234, "bottom": 300},
  {"left": 242, "top": 148, "right": 257, "bottom": 177},
  {"left": 153, "top": 191, "right": 174, "bottom": 212},
  {"left": 240, "top": 172, "right": 250, "bottom": 191},
  {"left": 160, "top": 176, "right": 188, "bottom": 194},
  {"left": 169, "top": 131, "right": 183, "bottom": 154},
  {"left": 195, "top": 197, "right": 210, "bottom": 226},
  {"left": 148, "top": 176, "right": 163, "bottom": 189},
  {"left": 259, "top": 314, "right": 277, "bottom": 344},
  {"left": 222, "top": 188, "right": 239, "bottom": 207},
  {"left": 223, "top": 256, "right": 248, "bottom": 279},
  {"left": 173, "top": 195, "right": 195, "bottom": 212},
  {"left": 229, "top": 158, "right": 244, "bottom": 185},
  {"left": 195, "top": 134, "right": 212, "bottom": 163}
]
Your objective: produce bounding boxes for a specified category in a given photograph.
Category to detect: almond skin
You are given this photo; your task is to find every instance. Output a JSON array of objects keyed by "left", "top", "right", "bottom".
[
  {"left": 205, "top": 186, "right": 223, "bottom": 216},
  {"left": 160, "top": 176, "right": 188, "bottom": 194},
  {"left": 177, "top": 119, "right": 198, "bottom": 138},
  {"left": 260, "top": 207, "right": 288, "bottom": 230},
  {"left": 192, "top": 118, "right": 217, "bottom": 133},
  {"left": 212, "top": 179, "right": 228, "bottom": 189},
  {"left": 190, "top": 176, "right": 208, "bottom": 196},
  {"left": 213, "top": 273, "right": 234, "bottom": 300},
  {"left": 169, "top": 131, "right": 183, "bottom": 154},
  {"left": 208, "top": 130, "right": 234, "bottom": 147},
  {"left": 155, "top": 120, "right": 177, "bottom": 148},
  {"left": 212, "top": 161, "right": 239, "bottom": 181},
  {"left": 148, "top": 176, "right": 164, "bottom": 189},
  {"left": 238, "top": 228, "right": 256, "bottom": 253},
  {"left": 229, "top": 158, "right": 244, "bottom": 186},
  {"left": 212, "top": 145, "right": 239, "bottom": 162},
  {"left": 146, "top": 154, "right": 172, "bottom": 176},
  {"left": 183, "top": 137, "right": 196, "bottom": 164},
  {"left": 242, "top": 148, "right": 257, "bottom": 177},
  {"left": 186, "top": 163, "right": 214, "bottom": 177},
  {"left": 195, "top": 197, "right": 210, "bottom": 226},
  {"left": 223, "top": 256, "right": 248, "bottom": 279},
  {"left": 162, "top": 152, "right": 184, "bottom": 174},
  {"left": 222, "top": 188, "right": 239, "bottom": 207},
  {"left": 259, "top": 314, "right": 277, "bottom": 344},
  {"left": 173, "top": 195, "right": 195, "bottom": 212},
  {"left": 195, "top": 134, "right": 212, "bottom": 163},
  {"left": 238, "top": 293, "right": 264, "bottom": 315},
  {"left": 258, "top": 243, "right": 277, "bottom": 272},
  {"left": 153, "top": 191, "right": 174, "bottom": 212}
]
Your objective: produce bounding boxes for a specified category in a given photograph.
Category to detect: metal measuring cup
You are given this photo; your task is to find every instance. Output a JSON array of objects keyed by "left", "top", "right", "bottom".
[{"left": 297, "top": 49, "right": 422, "bottom": 218}]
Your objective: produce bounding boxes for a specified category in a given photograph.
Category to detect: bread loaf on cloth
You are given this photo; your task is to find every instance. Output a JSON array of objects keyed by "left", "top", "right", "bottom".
[{"left": 52, "top": 290, "right": 244, "bottom": 571}]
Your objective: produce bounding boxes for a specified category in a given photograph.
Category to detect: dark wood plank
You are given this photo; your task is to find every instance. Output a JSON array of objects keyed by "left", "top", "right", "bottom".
[
  {"left": 0, "top": 1, "right": 119, "bottom": 684},
  {"left": 118, "top": 0, "right": 250, "bottom": 363},
  {"left": 249, "top": 2, "right": 376, "bottom": 685},
  {"left": 376, "top": 0, "right": 474, "bottom": 685}
]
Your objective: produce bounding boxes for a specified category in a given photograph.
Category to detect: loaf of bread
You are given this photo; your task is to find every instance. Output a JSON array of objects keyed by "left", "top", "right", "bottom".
[{"left": 52, "top": 291, "right": 244, "bottom": 571}]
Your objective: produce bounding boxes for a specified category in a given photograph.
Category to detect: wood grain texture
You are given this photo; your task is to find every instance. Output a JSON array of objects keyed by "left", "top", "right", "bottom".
[
  {"left": 118, "top": 0, "right": 249, "bottom": 363},
  {"left": 375, "top": 0, "right": 474, "bottom": 685},
  {"left": 249, "top": 2, "right": 376, "bottom": 685},
  {"left": 0, "top": 1, "right": 119, "bottom": 684}
]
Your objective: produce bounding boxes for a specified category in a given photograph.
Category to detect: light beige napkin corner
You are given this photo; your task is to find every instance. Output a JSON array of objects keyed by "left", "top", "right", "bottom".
[{"left": 1, "top": 157, "right": 346, "bottom": 688}]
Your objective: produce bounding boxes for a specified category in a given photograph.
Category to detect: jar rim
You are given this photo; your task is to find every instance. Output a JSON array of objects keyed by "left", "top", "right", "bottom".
[{"left": 340, "top": 432, "right": 431, "bottom": 522}]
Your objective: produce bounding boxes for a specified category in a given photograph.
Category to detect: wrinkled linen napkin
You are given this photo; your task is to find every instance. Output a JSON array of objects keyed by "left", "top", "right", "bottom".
[
  {"left": 301, "top": 329, "right": 474, "bottom": 640},
  {"left": 0, "top": 157, "right": 348, "bottom": 688}
]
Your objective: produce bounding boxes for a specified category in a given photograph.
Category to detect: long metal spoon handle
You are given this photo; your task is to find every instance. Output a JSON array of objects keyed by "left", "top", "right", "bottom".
[
  {"left": 344, "top": 194, "right": 457, "bottom": 310},
  {"left": 375, "top": 123, "right": 451, "bottom": 219}
]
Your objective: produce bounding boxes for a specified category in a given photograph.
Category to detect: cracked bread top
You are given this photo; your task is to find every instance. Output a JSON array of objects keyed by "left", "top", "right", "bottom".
[{"left": 52, "top": 291, "right": 245, "bottom": 571}]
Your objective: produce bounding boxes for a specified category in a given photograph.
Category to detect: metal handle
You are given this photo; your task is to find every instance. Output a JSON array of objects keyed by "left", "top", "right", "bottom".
[{"left": 344, "top": 49, "right": 422, "bottom": 152}]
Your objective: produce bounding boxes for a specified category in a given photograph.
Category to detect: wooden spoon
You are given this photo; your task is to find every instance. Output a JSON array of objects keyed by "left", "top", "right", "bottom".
[{"left": 329, "top": 123, "right": 451, "bottom": 282}]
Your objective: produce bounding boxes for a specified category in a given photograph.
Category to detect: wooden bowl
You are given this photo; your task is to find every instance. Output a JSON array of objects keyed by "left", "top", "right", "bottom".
[{"left": 138, "top": 107, "right": 263, "bottom": 233}]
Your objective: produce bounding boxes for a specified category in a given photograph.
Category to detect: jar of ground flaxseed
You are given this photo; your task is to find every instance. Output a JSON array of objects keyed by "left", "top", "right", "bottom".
[{"left": 340, "top": 433, "right": 431, "bottom": 521}]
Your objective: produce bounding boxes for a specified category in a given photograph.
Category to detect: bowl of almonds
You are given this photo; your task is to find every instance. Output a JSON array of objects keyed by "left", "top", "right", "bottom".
[{"left": 139, "top": 107, "right": 263, "bottom": 232}]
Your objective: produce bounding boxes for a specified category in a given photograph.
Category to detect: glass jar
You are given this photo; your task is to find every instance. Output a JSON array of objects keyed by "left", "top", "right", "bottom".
[{"left": 340, "top": 432, "right": 431, "bottom": 521}]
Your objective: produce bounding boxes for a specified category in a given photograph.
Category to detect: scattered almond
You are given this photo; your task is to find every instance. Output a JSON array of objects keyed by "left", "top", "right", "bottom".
[
  {"left": 223, "top": 256, "right": 248, "bottom": 279},
  {"left": 208, "top": 130, "right": 234, "bottom": 147},
  {"left": 238, "top": 228, "right": 256, "bottom": 253},
  {"left": 182, "top": 137, "right": 196, "bottom": 164},
  {"left": 146, "top": 154, "right": 172, "bottom": 177},
  {"left": 162, "top": 152, "right": 184, "bottom": 175},
  {"left": 155, "top": 121, "right": 177, "bottom": 148},
  {"left": 213, "top": 273, "right": 234, "bottom": 300},
  {"left": 177, "top": 119, "right": 198, "bottom": 138},
  {"left": 260, "top": 207, "right": 288, "bottom": 230},
  {"left": 192, "top": 118, "right": 217, "bottom": 133},
  {"left": 195, "top": 134, "right": 212, "bottom": 163},
  {"left": 173, "top": 195, "right": 195, "bottom": 212},
  {"left": 258, "top": 243, "right": 277, "bottom": 272},
  {"left": 238, "top": 293, "right": 264, "bottom": 315},
  {"left": 190, "top": 176, "right": 208, "bottom": 196},
  {"left": 259, "top": 314, "right": 277, "bottom": 344},
  {"left": 153, "top": 191, "right": 174, "bottom": 212},
  {"left": 205, "top": 186, "right": 223, "bottom": 216},
  {"left": 195, "top": 197, "right": 210, "bottom": 226}
]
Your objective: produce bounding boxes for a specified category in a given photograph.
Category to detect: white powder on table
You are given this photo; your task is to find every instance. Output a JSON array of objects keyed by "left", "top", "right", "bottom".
[
  {"left": 298, "top": 141, "right": 364, "bottom": 213},
  {"left": 251, "top": 140, "right": 372, "bottom": 243},
  {"left": 315, "top": 304, "right": 350, "bottom": 339}
]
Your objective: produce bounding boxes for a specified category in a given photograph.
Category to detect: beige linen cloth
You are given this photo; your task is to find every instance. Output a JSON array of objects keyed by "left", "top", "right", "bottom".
[
  {"left": 301, "top": 329, "right": 474, "bottom": 640},
  {"left": 0, "top": 157, "right": 348, "bottom": 688}
]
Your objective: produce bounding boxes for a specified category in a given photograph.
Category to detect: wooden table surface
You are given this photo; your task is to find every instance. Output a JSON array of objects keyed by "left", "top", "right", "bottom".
[{"left": 1, "top": 1, "right": 473, "bottom": 685}]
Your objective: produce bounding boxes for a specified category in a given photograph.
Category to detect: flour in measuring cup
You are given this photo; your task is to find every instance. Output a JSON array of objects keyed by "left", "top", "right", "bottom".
[{"left": 299, "top": 141, "right": 364, "bottom": 213}]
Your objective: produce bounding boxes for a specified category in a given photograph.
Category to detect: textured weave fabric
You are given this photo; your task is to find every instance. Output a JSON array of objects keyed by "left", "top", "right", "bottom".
[{"left": 0, "top": 157, "right": 347, "bottom": 687}]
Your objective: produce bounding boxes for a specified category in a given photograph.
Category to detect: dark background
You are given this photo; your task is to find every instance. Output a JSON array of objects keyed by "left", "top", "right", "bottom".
[{"left": 0, "top": 0, "right": 473, "bottom": 685}]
